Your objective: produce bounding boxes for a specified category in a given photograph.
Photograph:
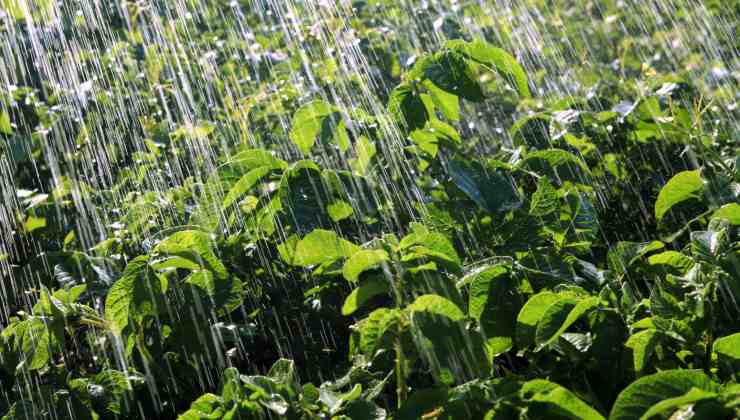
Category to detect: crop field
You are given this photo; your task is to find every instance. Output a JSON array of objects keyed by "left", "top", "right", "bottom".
[{"left": 0, "top": 0, "right": 738, "bottom": 419}]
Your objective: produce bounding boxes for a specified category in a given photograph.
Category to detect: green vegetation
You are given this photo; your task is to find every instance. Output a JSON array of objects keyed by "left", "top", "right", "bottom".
[{"left": 0, "top": 0, "right": 738, "bottom": 419}]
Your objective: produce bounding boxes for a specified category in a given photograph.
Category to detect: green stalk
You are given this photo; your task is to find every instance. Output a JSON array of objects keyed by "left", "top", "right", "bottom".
[{"left": 395, "top": 337, "right": 406, "bottom": 409}]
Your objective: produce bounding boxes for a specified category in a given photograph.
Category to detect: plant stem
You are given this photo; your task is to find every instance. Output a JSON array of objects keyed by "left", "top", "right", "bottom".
[{"left": 395, "top": 337, "right": 406, "bottom": 409}]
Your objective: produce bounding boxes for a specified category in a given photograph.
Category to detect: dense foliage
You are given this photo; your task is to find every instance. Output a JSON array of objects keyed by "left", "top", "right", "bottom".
[{"left": 0, "top": 0, "right": 738, "bottom": 419}]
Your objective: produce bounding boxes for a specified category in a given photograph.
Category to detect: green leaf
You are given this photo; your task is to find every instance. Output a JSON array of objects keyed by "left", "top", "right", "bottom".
[
  {"left": 641, "top": 388, "right": 719, "bottom": 420},
  {"left": 520, "top": 148, "right": 589, "bottom": 181},
  {"left": 468, "top": 264, "right": 521, "bottom": 355},
  {"left": 104, "top": 256, "right": 163, "bottom": 336},
  {"left": 292, "top": 229, "right": 359, "bottom": 267},
  {"left": 447, "top": 159, "right": 521, "bottom": 214},
  {"left": 178, "top": 393, "right": 224, "bottom": 419},
  {"left": 289, "top": 101, "right": 345, "bottom": 154},
  {"left": 343, "top": 400, "right": 387, "bottom": 420},
  {"left": 625, "top": 329, "right": 661, "bottom": 373},
  {"left": 424, "top": 80, "right": 460, "bottom": 121},
  {"left": 0, "top": 109, "right": 12, "bottom": 135},
  {"left": 713, "top": 332, "right": 740, "bottom": 364},
  {"left": 342, "top": 276, "right": 390, "bottom": 316},
  {"left": 410, "top": 302, "right": 490, "bottom": 384},
  {"left": 350, "top": 135, "right": 376, "bottom": 175},
  {"left": 155, "top": 230, "right": 228, "bottom": 279},
  {"left": 420, "top": 50, "right": 485, "bottom": 102},
  {"left": 342, "top": 249, "right": 389, "bottom": 283},
  {"left": 388, "top": 82, "right": 429, "bottom": 131},
  {"left": 535, "top": 296, "right": 599, "bottom": 350},
  {"left": 357, "top": 308, "right": 401, "bottom": 356},
  {"left": 327, "top": 200, "right": 354, "bottom": 222},
  {"left": 711, "top": 203, "right": 740, "bottom": 225},
  {"left": 448, "top": 39, "right": 531, "bottom": 98},
  {"left": 521, "top": 379, "right": 604, "bottom": 420},
  {"left": 654, "top": 170, "right": 704, "bottom": 222},
  {"left": 222, "top": 166, "right": 272, "bottom": 209},
  {"left": 516, "top": 291, "right": 560, "bottom": 348},
  {"left": 407, "top": 294, "right": 465, "bottom": 321},
  {"left": 609, "top": 369, "right": 720, "bottom": 420},
  {"left": 607, "top": 241, "right": 664, "bottom": 276},
  {"left": 647, "top": 251, "right": 694, "bottom": 274},
  {"left": 400, "top": 224, "right": 462, "bottom": 270},
  {"left": 529, "top": 178, "right": 559, "bottom": 217}
]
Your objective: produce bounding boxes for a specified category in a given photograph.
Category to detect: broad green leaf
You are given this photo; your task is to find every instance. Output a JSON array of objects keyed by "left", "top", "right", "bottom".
[
  {"left": 357, "top": 308, "right": 401, "bottom": 356},
  {"left": 289, "top": 101, "right": 346, "bottom": 154},
  {"left": 178, "top": 393, "right": 224, "bottom": 419},
  {"left": 104, "top": 256, "right": 163, "bottom": 336},
  {"left": 713, "top": 332, "right": 740, "bottom": 364},
  {"left": 520, "top": 148, "right": 589, "bottom": 181},
  {"left": 407, "top": 294, "right": 465, "bottom": 321},
  {"left": 625, "top": 329, "right": 661, "bottom": 373},
  {"left": 609, "top": 369, "right": 720, "bottom": 420},
  {"left": 641, "top": 388, "right": 719, "bottom": 420},
  {"left": 654, "top": 170, "right": 704, "bottom": 222},
  {"left": 535, "top": 296, "right": 599, "bottom": 350},
  {"left": 647, "top": 251, "right": 694, "bottom": 273},
  {"left": 342, "top": 276, "right": 389, "bottom": 316},
  {"left": 327, "top": 200, "right": 354, "bottom": 222},
  {"left": 222, "top": 166, "right": 272, "bottom": 209},
  {"left": 411, "top": 307, "right": 489, "bottom": 384},
  {"left": 292, "top": 229, "right": 359, "bottom": 267},
  {"left": 711, "top": 203, "right": 740, "bottom": 225},
  {"left": 388, "top": 82, "right": 429, "bottom": 131},
  {"left": 343, "top": 400, "right": 387, "bottom": 420},
  {"left": 155, "top": 230, "right": 228, "bottom": 279},
  {"left": 267, "top": 359, "right": 296, "bottom": 386},
  {"left": 400, "top": 224, "right": 462, "bottom": 270},
  {"left": 424, "top": 80, "right": 460, "bottom": 121},
  {"left": 397, "top": 387, "right": 448, "bottom": 420},
  {"left": 420, "top": 50, "right": 485, "bottom": 102},
  {"left": 521, "top": 379, "right": 604, "bottom": 420},
  {"left": 447, "top": 159, "right": 521, "bottom": 214},
  {"left": 529, "top": 178, "right": 559, "bottom": 217},
  {"left": 448, "top": 39, "right": 531, "bottom": 98},
  {"left": 516, "top": 291, "right": 560, "bottom": 348},
  {"left": 342, "top": 249, "right": 389, "bottom": 282},
  {"left": 468, "top": 264, "right": 520, "bottom": 355}
]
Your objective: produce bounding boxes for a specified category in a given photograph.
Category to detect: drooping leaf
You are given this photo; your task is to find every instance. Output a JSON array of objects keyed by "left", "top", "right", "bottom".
[
  {"left": 711, "top": 203, "right": 740, "bottom": 225},
  {"left": 388, "top": 82, "right": 429, "bottom": 131},
  {"left": 155, "top": 230, "right": 228, "bottom": 279},
  {"left": 448, "top": 39, "right": 531, "bottom": 98},
  {"left": 342, "top": 276, "right": 390, "bottom": 316},
  {"left": 516, "top": 291, "right": 560, "bottom": 348},
  {"left": 468, "top": 264, "right": 521, "bottom": 355},
  {"left": 609, "top": 369, "right": 720, "bottom": 420},
  {"left": 222, "top": 166, "right": 272, "bottom": 209},
  {"left": 447, "top": 159, "right": 521, "bottom": 214},
  {"left": 342, "top": 249, "right": 389, "bottom": 283},
  {"left": 521, "top": 379, "right": 604, "bottom": 420},
  {"left": 357, "top": 308, "right": 401, "bottom": 356},
  {"left": 535, "top": 296, "right": 599, "bottom": 350},
  {"left": 529, "top": 178, "right": 559, "bottom": 217},
  {"left": 291, "top": 229, "right": 359, "bottom": 267},
  {"left": 625, "top": 329, "right": 661, "bottom": 373},
  {"left": 654, "top": 170, "right": 704, "bottom": 222},
  {"left": 289, "top": 101, "right": 346, "bottom": 155},
  {"left": 104, "top": 256, "right": 163, "bottom": 336}
]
